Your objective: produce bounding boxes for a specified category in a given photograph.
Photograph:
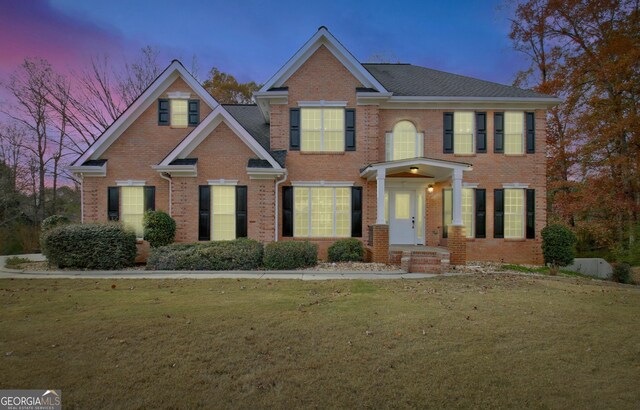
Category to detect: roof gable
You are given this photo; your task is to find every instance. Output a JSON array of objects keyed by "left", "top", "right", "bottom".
[
  {"left": 73, "top": 60, "right": 219, "bottom": 166},
  {"left": 259, "top": 27, "right": 387, "bottom": 93}
]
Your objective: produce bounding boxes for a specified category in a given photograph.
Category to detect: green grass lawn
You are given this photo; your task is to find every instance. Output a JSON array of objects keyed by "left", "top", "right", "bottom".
[{"left": 1, "top": 274, "right": 639, "bottom": 409}]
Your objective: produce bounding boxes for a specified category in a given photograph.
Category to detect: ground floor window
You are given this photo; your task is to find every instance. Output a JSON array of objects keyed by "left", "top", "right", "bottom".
[
  {"left": 211, "top": 185, "right": 236, "bottom": 240},
  {"left": 443, "top": 188, "right": 474, "bottom": 238},
  {"left": 121, "top": 186, "right": 145, "bottom": 237},
  {"left": 294, "top": 187, "right": 351, "bottom": 237},
  {"left": 504, "top": 188, "right": 524, "bottom": 238}
]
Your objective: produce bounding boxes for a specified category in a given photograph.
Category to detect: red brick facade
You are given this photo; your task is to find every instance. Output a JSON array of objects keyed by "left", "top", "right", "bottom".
[{"left": 79, "top": 40, "right": 548, "bottom": 265}]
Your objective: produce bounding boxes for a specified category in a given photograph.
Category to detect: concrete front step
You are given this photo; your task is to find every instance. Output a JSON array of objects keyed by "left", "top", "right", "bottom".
[{"left": 391, "top": 247, "right": 450, "bottom": 274}]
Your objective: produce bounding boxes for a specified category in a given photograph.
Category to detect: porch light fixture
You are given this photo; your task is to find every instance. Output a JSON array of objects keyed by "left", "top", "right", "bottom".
[
  {"left": 410, "top": 167, "right": 419, "bottom": 174},
  {"left": 427, "top": 184, "right": 434, "bottom": 193}
]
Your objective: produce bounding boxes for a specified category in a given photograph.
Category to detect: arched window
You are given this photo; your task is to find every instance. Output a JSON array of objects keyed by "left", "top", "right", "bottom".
[{"left": 386, "top": 121, "right": 424, "bottom": 161}]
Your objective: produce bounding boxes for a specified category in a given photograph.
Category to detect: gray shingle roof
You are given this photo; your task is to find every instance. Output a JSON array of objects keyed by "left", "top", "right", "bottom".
[
  {"left": 169, "top": 158, "right": 198, "bottom": 166},
  {"left": 82, "top": 159, "right": 107, "bottom": 166},
  {"left": 223, "top": 104, "right": 270, "bottom": 151},
  {"left": 362, "top": 63, "right": 552, "bottom": 98},
  {"left": 247, "top": 159, "right": 272, "bottom": 168}
]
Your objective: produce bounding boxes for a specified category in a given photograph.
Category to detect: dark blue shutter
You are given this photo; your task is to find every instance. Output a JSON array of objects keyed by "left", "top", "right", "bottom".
[
  {"left": 476, "top": 112, "right": 487, "bottom": 153},
  {"left": 236, "top": 186, "right": 248, "bottom": 238},
  {"left": 475, "top": 189, "right": 486, "bottom": 238},
  {"left": 290, "top": 109, "right": 300, "bottom": 151},
  {"left": 282, "top": 186, "right": 293, "bottom": 237},
  {"left": 158, "top": 99, "right": 169, "bottom": 126},
  {"left": 494, "top": 189, "right": 504, "bottom": 238},
  {"left": 351, "top": 186, "right": 362, "bottom": 237},
  {"left": 345, "top": 109, "right": 356, "bottom": 151},
  {"left": 526, "top": 189, "right": 535, "bottom": 239},
  {"left": 526, "top": 112, "right": 535, "bottom": 153},
  {"left": 494, "top": 112, "right": 504, "bottom": 153},
  {"left": 188, "top": 100, "right": 200, "bottom": 126},
  {"left": 144, "top": 186, "right": 155, "bottom": 211},
  {"left": 107, "top": 187, "right": 119, "bottom": 221},
  {"left": 198, "top": 186, "right": 210, "bottom": 241},
  {"left": 443, "top": 112, "right": 454, "bottom": 153}
]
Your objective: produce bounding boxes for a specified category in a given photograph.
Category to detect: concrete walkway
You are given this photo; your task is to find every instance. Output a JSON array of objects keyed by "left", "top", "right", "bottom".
[{"left": 0, "top": 254, "right": 455, "bottom": 280}]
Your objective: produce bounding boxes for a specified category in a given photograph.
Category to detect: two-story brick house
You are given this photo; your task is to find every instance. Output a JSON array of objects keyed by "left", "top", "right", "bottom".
[{"left": 69, "top": 27, "right": 560, "bottom": 269}]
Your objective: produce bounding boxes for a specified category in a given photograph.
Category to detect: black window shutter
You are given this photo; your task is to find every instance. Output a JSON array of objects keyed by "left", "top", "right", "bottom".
[
  {"left": 282, "top": 186, "right": 293, "bottom": 237},
  {"left": 290, "top": 109, "right": 300, "bottom": 151},
  {"left": 188, "top": 100, "right": 200, "bottom": 126},
  {"left": 351, "top": 186, "right": 362, "bottom": 237},
  {"left": 236, "top": 186, "right": 248, "bottom": 238},
  {"left": 144, "top": 186, "right": 155, "bottom": 212},
  {"left": 198, "top": 186, "right": 211, "bottom": 241},
  {"left": 526, "top": 112, "right": 535, "bottom": 153},
  {"left": 107, "top": 187, "right": 119, "bottom": 221},
  {"left": 345, "top": 109, "right": 356, "bottom": 151},
  {"left": 475, "top": 189, "right": 486, "bottom": 238},
  {"left": 526, "top": 189, "right": 535, "bottom": 239},
  {"left": 494, "top": 189, "right": 504, "bottom": 238},
  {"left": 158, "top": 99, "right": 169, "bottom": 126},
  {"left": 476, "top": 112, "right": 487, "bottom": 153},
  {"left": 494, "top": 112, "right": 504, "bottom": 153},
  {"left": 443, "top": 112, "right": 454, "bottom": 153}
]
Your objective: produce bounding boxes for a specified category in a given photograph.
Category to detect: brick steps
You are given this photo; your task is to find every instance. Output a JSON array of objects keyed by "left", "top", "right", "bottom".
[{"left": 391, "top": 248, "right": 450, "bottom": 274}]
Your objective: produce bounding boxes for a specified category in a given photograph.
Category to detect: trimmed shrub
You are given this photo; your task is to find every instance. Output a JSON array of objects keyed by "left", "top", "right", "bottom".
[
  {"left": 147, "top": 238, "right": 263, "bottom": 270},
  {"left": 328, "top": 238, "right": 364, "bottom": 262},
  {"left": 542, "top": 224, "right": 577, "bottom": 274},
  {"left": 41, "top": 215, "right": 70, "bottom": 232},
  {"left": 42, "top": 223, "right": 137, "bottom": 270},
  {"left": 5, "top": 256, "right": 30, "bottom": 268},
  {"left": 612, "top": 262, "right": 631, "bottom": 284},
  {"left": 143, "top": 210, "right": 176, "bottom": 248},
  {"left": 263, "top": 241, "right": 317, "bottom": 270}
]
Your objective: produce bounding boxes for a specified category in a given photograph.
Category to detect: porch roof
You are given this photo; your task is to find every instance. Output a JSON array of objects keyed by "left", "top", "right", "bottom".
[{"left": 360, "top": 157, "right": 472, "bottom": 182}]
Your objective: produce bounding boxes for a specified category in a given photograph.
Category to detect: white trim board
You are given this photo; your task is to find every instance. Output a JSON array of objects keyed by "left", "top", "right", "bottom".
[
  {"left": 72, "top": 60, "right": 219, "bottom": 167},
  {"left": 207, "top": 179, "right": 238, "bottom": 186},
  {"left": 291, "top": 181, "right": 354, "bottom": 187},
  {"left": 116, "top": 180, "right": 146, "bottom": 186},
  {"left": 259, "top": 27, "right": 387, "bottom": 93},
  {"left": 159, "top": 105, "right": 282, "bottom": 169}
]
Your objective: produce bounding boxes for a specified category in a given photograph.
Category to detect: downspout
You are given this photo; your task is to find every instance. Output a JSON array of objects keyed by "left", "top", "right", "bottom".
[
  {"left": 79, "top": 173, "right": 84, "bottom": 223},
  {"left": 159, "top": 172, "right": 172, "bottom": 217},
  {"left": 274, "top": 170, "right": 288, "bottom": 241}
]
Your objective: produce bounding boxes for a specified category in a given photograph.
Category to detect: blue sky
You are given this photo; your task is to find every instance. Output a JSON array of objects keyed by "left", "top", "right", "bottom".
[{"left": 1, "top": 0, "right": 528, "bottom": 86}]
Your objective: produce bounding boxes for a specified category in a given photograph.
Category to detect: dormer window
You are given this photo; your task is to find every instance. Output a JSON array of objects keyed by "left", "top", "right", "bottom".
[{"left": 158, "top": 92, "right": 200, "bottom": 127}]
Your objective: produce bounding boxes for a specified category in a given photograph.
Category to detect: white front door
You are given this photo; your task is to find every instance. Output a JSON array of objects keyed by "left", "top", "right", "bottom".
[{"left": 389, "top": 190, "right": 416, "bottom": 244}]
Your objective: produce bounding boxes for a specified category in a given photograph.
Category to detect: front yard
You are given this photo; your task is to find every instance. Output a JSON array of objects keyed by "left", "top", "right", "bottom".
[{"left": 1, "top": 274, "right": 639, "bottom": 408}]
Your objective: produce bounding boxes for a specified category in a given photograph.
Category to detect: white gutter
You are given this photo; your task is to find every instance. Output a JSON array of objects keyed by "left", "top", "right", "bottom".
[
  {"left": 159, "top": 173, "right": 172, "bottom": 217},
  {"left": 274, "top": 170, "right": 288, "bottom": 241}
]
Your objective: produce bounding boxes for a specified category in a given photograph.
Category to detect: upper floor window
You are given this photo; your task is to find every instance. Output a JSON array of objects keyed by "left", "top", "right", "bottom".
[
  {"left": 504, "top": 112, "right": 524, "bottom": 155},
  {"left": 158, "top": 96, "right": 200, "bottom": 127},
  {"left": 385, "top": 121, "right": 424, "bottom": 161},
  {"left": 301, "top": 108, "right": 345, "bottom": 152},
  {"left": 454, "top": 112, "right": 474, "bottom": 154}
]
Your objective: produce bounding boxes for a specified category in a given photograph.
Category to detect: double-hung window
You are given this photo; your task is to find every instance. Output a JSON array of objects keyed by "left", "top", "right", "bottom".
[
  {"left": 170, "top": 99, "right": 189, "bottom": 128},
  {"left": 454, "top": 112, "right": 474, "bottom": 154},
  {"left": 294, "top": 187, "right": 351, "bottom": 237},
  {"left": 385, "top": 121, "right": 424, "bottom": 160},
  {"left": 504, "top": 188, "right": 524, "bottom": 238},
  {"left": 504, "top": 112, "right": 524, "bottom": 155},
  {"left": 211, "top": 185, "right": 236, "bottom": 240},
  {"left": 443, "top": 188, "right": 475, "bottom": 238},
  {"left": 300, "top": 108, "right": 345, "bottom": 152},
  {"left": 107, "top": 184, "right": 155, "bottom": 239},
  {"left": 158, "top": 95, "right": 199, "bottom": 127}
]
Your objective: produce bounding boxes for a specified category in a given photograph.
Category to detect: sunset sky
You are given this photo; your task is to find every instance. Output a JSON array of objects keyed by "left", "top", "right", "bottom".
[{"left": 0, "top": 0, "right": 528, "bottom": 88}]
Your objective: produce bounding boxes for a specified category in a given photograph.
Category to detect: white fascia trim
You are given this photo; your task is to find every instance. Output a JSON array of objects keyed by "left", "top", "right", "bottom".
[
  {"left": 74, "top": 61, "right": 219, "bottom": 165},
  {"left": 116, "top": 180, "right": 146, "bottom": 186},
  {"left": 67, "top": 164, "right": 107, "bottom": 177},
  {"left": 291, "top": 181, "right": 354, "bottom": 187},
  {"left": 298, "top": 101, "right": 348, "bottom": 107},
  {"left": 160, "top": 106, "right": 282, "bottom": 169},
  {"left": 247, "top": 167, "right": 286, "bottom": 180},
  {"left": 463, "top": 182, "right": 480, "bottom": 188},
  {"left": 151, "top": 164, "right": 197, "bottom": 177},
  {"left": 259, "top": 28, "right": 387, "bottom": 93},
  {"left": 167, "top": 91, "right": 191, "bottom": 99},
  {"left": 389, "top": 96, "right": 561, "bottom": 103},
  {"left": 503, "top": 183, "right": 530, "bottom": 189},
  {"left": 377, "top": 96, "right": 561, "bottom": 110},
  {"left": 207, "top": 179, "right": 238, "bottom": 186},
  {"left": 361, "top": 157, "right": 472, "bottom": 177}
]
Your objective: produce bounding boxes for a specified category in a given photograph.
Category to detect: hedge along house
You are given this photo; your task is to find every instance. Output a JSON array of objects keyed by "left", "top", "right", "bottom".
[{"left": 68, "top": 27, "right": 560, "bottom": 271}]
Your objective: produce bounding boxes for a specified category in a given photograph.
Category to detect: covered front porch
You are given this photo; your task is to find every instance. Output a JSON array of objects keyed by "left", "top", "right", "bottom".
[{"left": 360, "top": 157, "right": 473, "bottom": 267}]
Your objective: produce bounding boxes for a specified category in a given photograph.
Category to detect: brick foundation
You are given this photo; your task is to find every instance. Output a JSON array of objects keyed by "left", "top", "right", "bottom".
[
  {"left": 371, "top": 224, "right": 389, "bottom": 264},
  {"left": 448, "top": 225, "right": 467, "bottom": 266}
]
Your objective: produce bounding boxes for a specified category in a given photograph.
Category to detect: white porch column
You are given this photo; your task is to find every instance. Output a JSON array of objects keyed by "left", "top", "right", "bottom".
[
  {"left": 376, "top": 168, "right": 386, "bottom": 224},
  {"left": 452, "top": 168, "right": 463, "bottom": 226}
]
